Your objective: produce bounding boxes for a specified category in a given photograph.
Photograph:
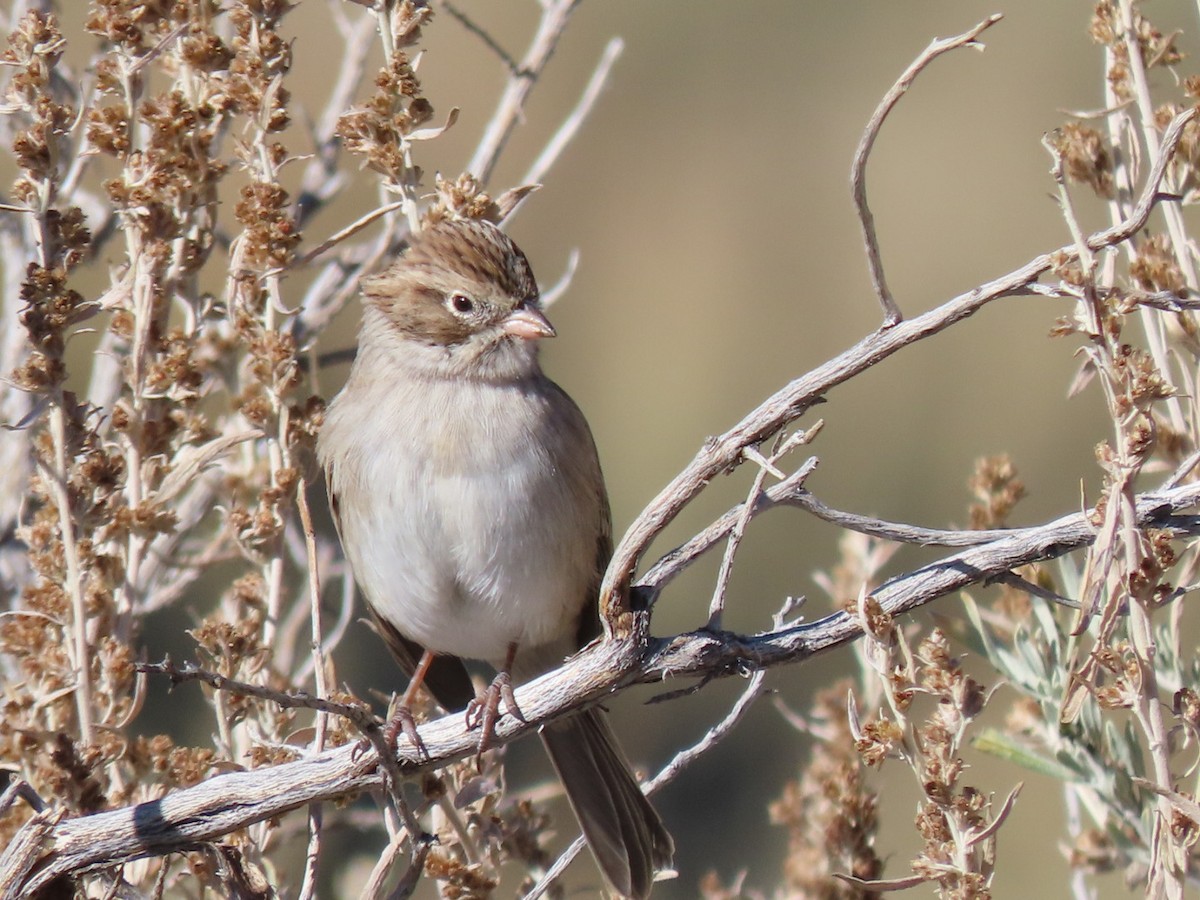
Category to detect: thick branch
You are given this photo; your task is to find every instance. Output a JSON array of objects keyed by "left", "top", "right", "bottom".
[
  {"left": 6, "top": 479, "right": 1200, "bottom": 896},
  {"left": 643, "top": 482, "right": 1200, "bottom": 680},
  {"left": 600, "top": 105, "right": 1198, "bottom": 621}
]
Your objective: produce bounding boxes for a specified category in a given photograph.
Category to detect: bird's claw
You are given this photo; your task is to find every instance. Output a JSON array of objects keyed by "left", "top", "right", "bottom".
[
  {"left": 465, "top": 670, "right": 526, "bottom": 755},
  {"left": 384, "top": 703, "right": 428, "bottom": 760}
]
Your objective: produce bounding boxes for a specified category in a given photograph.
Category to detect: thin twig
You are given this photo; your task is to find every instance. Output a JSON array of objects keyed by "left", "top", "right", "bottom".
[
  {"left": 991, "top": 572, "right": 1081, "bottom": 610},
  {"left": 523, "top": 835, "right": 586, "bottom": 900},
  {"left": 521, "top": 37, "right": 624, "bottom": 189},
  {"left": 136, "top": 657, "right": 426, "bottom": 858},
  {"left": 645, "top": 670, "right": 767, "bottom": 794},
  {"left": 295, "top": 483, "right": 327, "bottom": 900},
  {"left": 706, "top": 427, "right": 821, "bottom": 628},
  {"left": 537, "top": 248, "right": 579, "bottom": 308},
  {"left": 0, "top": 774, "right": 46, "bottom": 817},
  {"left": 1118, "top": 288, "right": 1200, "bottom": 312},
  {"left": 291, "top": 200, "right": 407, "bottom": 269},
  {"left": 706, "top": 454, "right": 771, "bottom": 630},
  {"left": 850, "top": 14, "right": 1003, "bottom": 326},
  {"left": 439, "top": 1, "right": 518, "bottom": 73},
  {"left": 46, "top": 404, "right": 92, "bottom": 746},
  {"left": 601, "top": 104, "right": 1197, "bottom": 622},
  {"left": 135, "top": 660, "right": 376, "bottom": 728},
  {"left": 467, "top": 0, "right": 583, "bottom": 184},
  {"left": 1043, "top": 132, "right": 1095, "bottom": 275},
  {"left": 293, "top": 9, "right": 377, "bottom": 225},
  {"left": 640, "top": 459, "right": 817, "bottom": 597},
  {"left": 363, "top": 831, "right": 433, "bottom": 900}
]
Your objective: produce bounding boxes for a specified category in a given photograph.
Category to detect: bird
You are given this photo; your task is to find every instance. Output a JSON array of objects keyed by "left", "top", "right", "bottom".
[{"left": 318, "top": 216, "right": 674, "bottom": 898}]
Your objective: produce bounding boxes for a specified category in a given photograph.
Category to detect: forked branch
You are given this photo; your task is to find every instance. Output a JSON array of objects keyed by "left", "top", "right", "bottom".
[
  {"left": 600, "top": 104, "right": 1197, "bottom": 622},
  {"left": 5, "top": 446, "right": 1200, "bottom": 896}
]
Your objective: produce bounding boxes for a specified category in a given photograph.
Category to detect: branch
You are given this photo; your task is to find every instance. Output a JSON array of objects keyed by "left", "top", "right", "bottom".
[
  {"left": 6, "top": 479, "right": 1200, "bottom": 896},
  {"left": 640, "top": 471, "right": 1053, "bottom": 602},
  {"left": 132, "top": 661, "right": 377, "bottom": 732},
  {"left": 466, "top": 0, "right": 583, "bottom": 184},
  {"left": 521, "top": 36, "right": 623, "bottom": 189},
  {"left": 851, "top": 14, "right": 1003, "bottom": 325},
  {"left": 440, "top": 1, "right": 519, "bottom": 73},
  {"left": 523, "top": 669, "right": 767, "bottom": 899},
  {"left": 599, "top": 104, "right": 1198, "bottom": 622}
]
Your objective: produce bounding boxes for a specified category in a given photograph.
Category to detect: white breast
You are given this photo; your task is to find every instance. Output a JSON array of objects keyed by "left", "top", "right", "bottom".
[{"left": 320, "top": 346, "right": 604, "bottom": 670}]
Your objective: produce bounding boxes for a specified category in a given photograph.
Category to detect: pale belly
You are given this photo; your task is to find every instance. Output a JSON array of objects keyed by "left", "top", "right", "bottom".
[{"left": 337, "top": 437, "right": 595, "bottom": 668}]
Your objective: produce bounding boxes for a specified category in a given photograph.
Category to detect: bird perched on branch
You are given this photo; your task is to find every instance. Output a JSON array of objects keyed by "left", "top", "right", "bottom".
[{"left": 318, "top": 216, "right": 674, "bottom": 898}]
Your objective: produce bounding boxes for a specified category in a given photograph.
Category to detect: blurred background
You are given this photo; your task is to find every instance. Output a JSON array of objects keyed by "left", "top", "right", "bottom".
[
  {"left": 301, "top": 1, "right": 1199, "bottom": 896},
  {"left": 21, "top": 0, "right": 1200, "bottom": 895}
]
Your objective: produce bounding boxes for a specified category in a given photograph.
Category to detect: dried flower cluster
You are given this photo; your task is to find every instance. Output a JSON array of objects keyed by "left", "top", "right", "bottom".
[
  {"left": 968, "top": 3, "right": 1200, "bottom": 896},
  {"left": 0, "top": 1, "right": 606, "bottom": 895},
  {"left": 769, "top": 682, "right": 882, "bottom": 898},
  {"left": 820, "top": 535, "right": 1004, "bottom": 899}
]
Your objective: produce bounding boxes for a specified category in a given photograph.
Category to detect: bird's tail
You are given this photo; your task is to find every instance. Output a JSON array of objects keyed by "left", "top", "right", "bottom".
[{"left": 540, "top": 708, "right": 674, "bottom": 898}]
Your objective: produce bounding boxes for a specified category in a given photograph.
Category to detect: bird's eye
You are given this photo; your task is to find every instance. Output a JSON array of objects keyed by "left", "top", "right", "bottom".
[{"left": 448, "top": 294, "right": 474, "bottom": 314}]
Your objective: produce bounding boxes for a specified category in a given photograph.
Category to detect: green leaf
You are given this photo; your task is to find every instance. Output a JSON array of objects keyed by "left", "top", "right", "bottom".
[{"left": 973, "top": 727, "right": 1081, "bottom": 782}]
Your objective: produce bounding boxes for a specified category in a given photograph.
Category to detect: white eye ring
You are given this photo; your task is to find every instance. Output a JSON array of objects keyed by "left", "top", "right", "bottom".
[{"left": 448, "top": 293, "right": 474, "bottom": 314}]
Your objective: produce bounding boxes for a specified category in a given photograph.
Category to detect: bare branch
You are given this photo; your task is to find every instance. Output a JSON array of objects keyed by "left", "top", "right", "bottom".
[
  {"left": 523, "top": 669, "right": 766, "bottom": 899},
  {"left": 439, "top": 1, "right": 518, "bottom": 73},
  {"left": 521, "top": 37, "right": 624, "bottom": 189},
  {"left": 134, "top": 660, "right": 379, "bottom": 730},
  {"left": 601, "top": 104, "right": 1197, "bottom": 623},
  {"left": 467, "top": 0, "right": 583, "bottom": 184},
  {"left": 8, "top": 477, "right": 1200, "bottom": 895},
  {"left": 645, "top": 482, "right": 1200, "bottom": 682},
  {"left": 295, "top": 483, "right": 327, "bottom": 900},
  {"left": 706, "top": 427, "right": 822, "bottom": 629},
  {"left": 294, "top": 7, "right": 377, "bottom": 217},
  {"left": 537, "top": 247, "right": 580, "bottom": 308},
  {"left": 850, "top": 14, "right": 1003, "bottom": 326},
  {"left": 640, "top": 459, "right": 818, "bottom": 595},
  {"left": 291, "top": 200, "right": 408, "bottom": 269}
]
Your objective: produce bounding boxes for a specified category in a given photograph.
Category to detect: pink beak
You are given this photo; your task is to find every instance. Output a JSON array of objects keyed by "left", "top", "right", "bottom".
[{"left": 502, "top": 305, "right": 556, "bottom": 340}]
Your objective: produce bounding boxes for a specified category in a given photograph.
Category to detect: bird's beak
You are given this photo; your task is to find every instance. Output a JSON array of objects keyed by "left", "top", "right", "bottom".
[{"left": 502, "top": 305, "right": 556, "bottom": 340}]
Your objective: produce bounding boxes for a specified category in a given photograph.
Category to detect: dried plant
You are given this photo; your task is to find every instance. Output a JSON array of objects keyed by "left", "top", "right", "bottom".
[{"left": 3, "top": 2, "right": 1200, "bottom": 899}]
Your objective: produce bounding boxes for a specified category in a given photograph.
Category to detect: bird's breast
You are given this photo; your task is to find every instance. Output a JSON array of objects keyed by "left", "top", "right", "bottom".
[{"left": 323, "top": 373, "right": 601, "bottom": 668}]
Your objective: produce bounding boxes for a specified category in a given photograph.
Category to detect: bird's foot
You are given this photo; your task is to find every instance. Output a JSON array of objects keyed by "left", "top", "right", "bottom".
[
  {"left": 353, "top": 702, "right": 427, "bottom": 763},
  {"left": 382, "top": 701, "right": 428, "bottom": 760},
  {"left": 465, "top": 670, "right": 526, "bottom": 754}
]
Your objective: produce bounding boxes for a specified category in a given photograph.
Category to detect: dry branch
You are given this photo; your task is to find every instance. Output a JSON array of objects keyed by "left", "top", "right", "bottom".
[
  {"left": 851, "top": 13, "right": 1004, "bottom": 325},
  {"left": 466, "top": 0, "right": 584, "bottom": 184},
  {"left": 6, "top": 4, "right": 1200, "bottom": 895},
  {"left": 5, "top": 469, "right": 1200, "bottom": 895},
  {"left": 601, "top": 104, "right": 1198, "bottom": 621}
]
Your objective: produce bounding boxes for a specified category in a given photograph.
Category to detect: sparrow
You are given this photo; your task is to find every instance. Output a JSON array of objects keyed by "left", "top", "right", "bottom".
[{"left": 318, "top": 217, "right": 674, "bottom": 898}]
